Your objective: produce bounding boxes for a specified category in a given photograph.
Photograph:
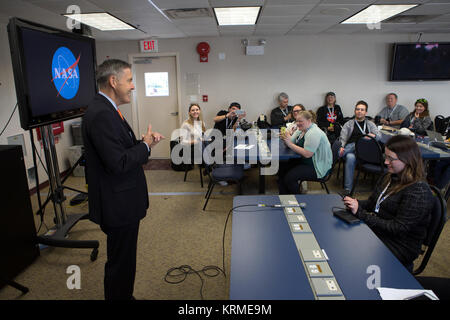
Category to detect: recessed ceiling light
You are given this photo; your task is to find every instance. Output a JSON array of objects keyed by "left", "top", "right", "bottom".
[
  {"left": 341, "top": 4, "right": 418, "bottom": 24},
  {"left": 63, "top": 12, "right": 135, "bottom": 31},
  {"left": 214, "top": 7, "right": 261, "bottom": 26}
]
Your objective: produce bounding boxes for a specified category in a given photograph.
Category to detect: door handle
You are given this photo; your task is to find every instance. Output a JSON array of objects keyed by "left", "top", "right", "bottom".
[{"left": 170, "top": 112, "right": 178, "bottom": 116}]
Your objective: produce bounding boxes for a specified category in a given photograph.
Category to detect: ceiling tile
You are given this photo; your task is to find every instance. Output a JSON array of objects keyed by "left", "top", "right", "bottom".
[
  {"left": 219, "top": 25, "right": 255, "bottom": 35},
  {"left": 399, "top": 3, "right": 450, "bottom": 15},
  {"left": 262, "top": 4, "right": 316, "bottom": 16},
  {"left": 23, "top": 0, "right": 103, "bottom": 13},
  {"left": 258, "top": 15, "right": 302, "bottom": 24},
  {"left": 257, "top": 24, "right": 297, "bottom": 30},
  {"left": 210, "top": 0, "right": 264, "bottom": 7},
  {"left": 265, "top": 0, "right": 320, "bottom": 5},
  {"left": 151, "top": 0, "right": 209, "bottom": 10},
  {"left": 254, "top": 29, "right": 287, "bottom": 35}
]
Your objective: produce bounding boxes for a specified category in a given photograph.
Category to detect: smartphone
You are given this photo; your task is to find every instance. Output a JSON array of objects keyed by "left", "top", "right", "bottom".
[
  {"left": 333, "top": 209, "right": 360, "bottom": 225},
  {"left": 234, "top": 110, "right": 245, "bottom": 116}
]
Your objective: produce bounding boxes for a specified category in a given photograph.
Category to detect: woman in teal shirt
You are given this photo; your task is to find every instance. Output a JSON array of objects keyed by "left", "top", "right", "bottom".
[{"left": 279, "top": 110, "right": 333, "bottom": 194}]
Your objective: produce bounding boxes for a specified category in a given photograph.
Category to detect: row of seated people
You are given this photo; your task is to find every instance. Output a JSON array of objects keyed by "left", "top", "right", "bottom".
[
  {"left": 270, "top": 92, "right": 448, "bottom": 196},
  {"left": 177, "top": 102, "right": 437, "bottom": 274},
  {"left": 271, "top": 91, "right": 436, "bottom": 142},
  {"left": 178, "top": 98, "right": 448, "bottom": 194}
]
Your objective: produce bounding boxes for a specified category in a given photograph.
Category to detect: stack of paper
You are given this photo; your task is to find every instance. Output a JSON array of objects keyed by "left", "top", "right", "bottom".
[{"left": 377, "top": 287, "right": 438, "bottom": 300}]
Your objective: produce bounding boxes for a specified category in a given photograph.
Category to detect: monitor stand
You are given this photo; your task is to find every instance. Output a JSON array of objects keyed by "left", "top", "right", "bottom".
[
  {"left": 1, "top": 278, "right": 29, "bottom": 294},
  {"left": 33, "top": 124, "right": 99, "bottom": 261}
]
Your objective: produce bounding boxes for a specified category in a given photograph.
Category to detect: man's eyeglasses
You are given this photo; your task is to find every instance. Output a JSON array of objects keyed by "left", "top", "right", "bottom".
[{"left": 384, "top": 154, "right": 400, "bottom": 162}]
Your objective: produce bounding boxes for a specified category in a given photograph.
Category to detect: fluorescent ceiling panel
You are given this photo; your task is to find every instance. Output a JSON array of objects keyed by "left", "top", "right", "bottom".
[
  {"left": 214, "top": 7, "right": 261, "bottom": 25},
  {"left": 63, "top": 12, "right": 135, "bottom": 31},
  {"left": 341, "top": 5, "right": 418, "bottom": 24}
]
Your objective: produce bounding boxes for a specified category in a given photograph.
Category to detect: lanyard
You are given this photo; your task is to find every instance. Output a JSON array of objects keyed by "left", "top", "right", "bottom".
[
  {"left": 354, "top": 120, "right": 367, "bottom": 134},
  {"left": 225, "top": 117, "right": 234, "bottom": 129},
  {"left": 327, "top": 107, "right": 336, "bottom": 119},
  {"left": 280, "top": 107, "right": 288, "bottom": 117},
  {"left": 375, "top": 180, "right": 391, "bottom": 213},
  {"left": 388, "top": 105, "right": 397, "bottom": 120},
  {"left": 327, "top": 107, "right": 336, "bottom": 123}
]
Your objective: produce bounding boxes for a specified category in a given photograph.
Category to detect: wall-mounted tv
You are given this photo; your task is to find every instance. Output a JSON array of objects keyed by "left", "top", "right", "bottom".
[
  {"left": 7, "top": 17, "right": 97, "bottom": 130},
  {"left": 390, "top": 42, "right": 450, "bottom": 81}
]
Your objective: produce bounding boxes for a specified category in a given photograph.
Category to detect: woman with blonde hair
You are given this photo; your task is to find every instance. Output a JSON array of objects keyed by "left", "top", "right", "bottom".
[
  {"left": 180, "top": 103, "right": 206, "bottom": 145},
  {"left": 344, "top": 135, "right": 433, "bottom": 271},
  {"left": 279, "top": 110, "right": 332, "bottom": 194}
]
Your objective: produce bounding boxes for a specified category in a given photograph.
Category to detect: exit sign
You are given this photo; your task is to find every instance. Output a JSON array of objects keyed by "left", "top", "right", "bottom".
[{"left": 140, "top": 39, "right": 158, "bottom": 53}]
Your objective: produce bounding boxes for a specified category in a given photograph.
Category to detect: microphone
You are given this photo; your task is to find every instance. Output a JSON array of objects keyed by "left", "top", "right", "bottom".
[{"left": 258, "top": 203, "right": 307, "bottom": 208}]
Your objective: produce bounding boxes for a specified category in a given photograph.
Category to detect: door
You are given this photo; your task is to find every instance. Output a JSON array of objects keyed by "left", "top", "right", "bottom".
[{"left": 133, "top": 55, "right": 179, "bottom": 158}]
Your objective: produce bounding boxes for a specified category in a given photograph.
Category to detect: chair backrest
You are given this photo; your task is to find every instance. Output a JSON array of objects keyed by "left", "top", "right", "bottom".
[
  {"left": 434, "top": 115, "right": 450, "bottom": 135},
  {"left": 331, "top": 139, "right": 342, "bottom": 166},
  {"left": 317, "top": 139, "right": 341, "bottom": 183},
  {"left": 355, "top": 135, "right": 384, "bottom": 166},
  {"left": 413, "top": 185, "right": 448, "bottom": 275}
]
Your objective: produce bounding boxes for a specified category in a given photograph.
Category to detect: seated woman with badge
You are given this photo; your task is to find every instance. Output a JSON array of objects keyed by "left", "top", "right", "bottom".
[
  {"left": 343, "top": 135, "right": 433, "bottom": 271},
  {"left": 316, "top": 92, "right": 344, "bottom": 144},
  {"left": 400, "top": 98, "right": 433, "bottom": 136}
]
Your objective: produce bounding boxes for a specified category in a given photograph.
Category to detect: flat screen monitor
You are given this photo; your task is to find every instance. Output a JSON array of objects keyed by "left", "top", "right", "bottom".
[
  {"left": 7, "top": 17, "right": 97, "bottom": 130},
  {"left": 390, "top": 42, "right": 450, "bottom": 81}
]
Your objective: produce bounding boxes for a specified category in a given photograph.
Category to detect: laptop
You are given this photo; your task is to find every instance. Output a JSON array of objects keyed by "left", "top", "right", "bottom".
[{"left": 426, "top": 130, "right": 449, "bottom": 150}]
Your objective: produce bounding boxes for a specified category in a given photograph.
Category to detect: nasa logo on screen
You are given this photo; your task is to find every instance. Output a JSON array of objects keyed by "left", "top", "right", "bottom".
[{"left": 51, "top": 47, "right": 80, "bottom": 99}]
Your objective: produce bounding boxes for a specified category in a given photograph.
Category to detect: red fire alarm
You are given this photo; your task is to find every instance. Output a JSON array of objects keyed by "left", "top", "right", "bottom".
[
  {"left": 196, "top": 42, "right": 210, "bottom": 62},
  {"left": 202, "top": 95, "right": 208, "bottom": 102}
]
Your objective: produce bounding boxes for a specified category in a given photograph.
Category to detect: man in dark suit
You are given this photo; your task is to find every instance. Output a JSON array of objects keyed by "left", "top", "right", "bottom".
[{"left": 82, "top": 59, "right": 163, "bottom": 300}]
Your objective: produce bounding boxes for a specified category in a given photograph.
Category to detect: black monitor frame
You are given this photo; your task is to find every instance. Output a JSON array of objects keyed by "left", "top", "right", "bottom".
[
  {"left": 7, "top": 17, "right": 98, "bottom": 130},
  {"left": 390, "top": 42, "right": 450, "bottom": 82}
]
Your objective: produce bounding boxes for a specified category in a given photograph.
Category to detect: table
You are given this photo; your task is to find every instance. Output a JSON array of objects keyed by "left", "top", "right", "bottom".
[
  {"left": 380, "top": 130, "right": 450, "bottom": 160},
  {"left": 229, "top": 194, "right": 424, "bottom": 300},
  {"left": 230, "top": 131, "right": 300, "bottom": 193}
]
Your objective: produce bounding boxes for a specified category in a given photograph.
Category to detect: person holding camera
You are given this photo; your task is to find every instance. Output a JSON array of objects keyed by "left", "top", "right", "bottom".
[{"left": 213, "top": 102, "right": 246, "bottom": 136}]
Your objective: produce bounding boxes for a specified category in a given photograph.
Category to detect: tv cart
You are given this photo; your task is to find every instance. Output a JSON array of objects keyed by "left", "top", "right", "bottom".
[
  {"left": 1, "top": 278, "right": 29, "bottom": 294},
  {"left": 33, "top": 124, "right": 99, "bottom": 261}
]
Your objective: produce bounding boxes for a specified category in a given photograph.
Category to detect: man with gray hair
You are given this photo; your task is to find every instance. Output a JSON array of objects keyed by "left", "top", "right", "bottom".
[
  {"left": 82, "top": 59, "right": 163, "bottom": 300},
  {"left": 270, "top": 92, "right": 292, "bottom": 129},
  {"left": 377, "top": 93, "right": 409, "bottom": 128}
]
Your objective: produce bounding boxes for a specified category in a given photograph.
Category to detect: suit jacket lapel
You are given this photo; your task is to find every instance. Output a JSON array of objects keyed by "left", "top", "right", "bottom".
[{"left": 96, "top": 94, "right": 137, "bottom": 144}]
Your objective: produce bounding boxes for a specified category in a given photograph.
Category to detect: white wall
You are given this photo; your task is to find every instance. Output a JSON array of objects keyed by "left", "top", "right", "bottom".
[{"left": 96, "top": 33, "right": 450, "bottom": 135}]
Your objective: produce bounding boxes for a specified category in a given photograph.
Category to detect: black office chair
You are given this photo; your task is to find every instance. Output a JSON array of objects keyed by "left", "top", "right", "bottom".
[
  {"left": 445, "top": 183, "right": 450, "bottom": 202},
  {"left": 203, "top": 163, "right": 244, "bottom": 211},
  {"left": 350, "top": 135, "right": 386, "bottom": 195},
  {"left": 183, "top": 143, "right": 204, "bottom": 188},
  {"left": 413, "top": 185, "right": 447, "bottom": 275},
  {"left": 184, "top": 164, "right": 204, "bottom": 188},
  {"left": 170, "top": 138, "right": 203, "bottom": 187},
  {"left": 320, "top": 122, "right": 343, "bottom": 146},
  {"left": 303, "top": 139, "right": 341, "bottom": 194},
  {"left": 434, "top": 115, "right": 450, "bottom": 135}
]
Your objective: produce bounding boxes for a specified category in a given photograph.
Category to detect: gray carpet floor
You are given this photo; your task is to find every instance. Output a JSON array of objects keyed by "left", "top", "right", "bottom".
[{"left": 1, "top": 166, "right": 448, "bottom": 300}]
